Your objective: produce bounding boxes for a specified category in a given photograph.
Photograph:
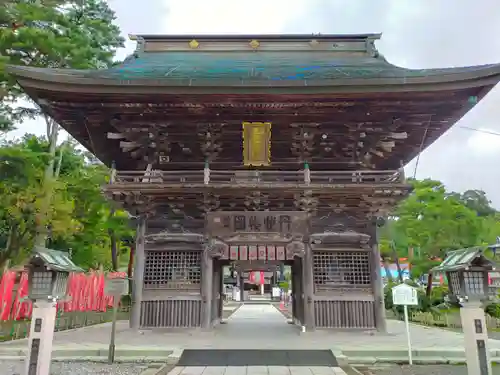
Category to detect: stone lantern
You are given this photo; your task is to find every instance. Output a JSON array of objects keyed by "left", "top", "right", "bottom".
[
  {"left": 25, "top": 247, "right": 82, "bottom": 375},
  {"left": 432, "top": 247, "right": 496, "bottom": 305},
  {"left": 27, "top": 247, "right": 82, "bottom": 302},
  {"left": 431, "top": 246, "right": 497, "bottom": 375}
]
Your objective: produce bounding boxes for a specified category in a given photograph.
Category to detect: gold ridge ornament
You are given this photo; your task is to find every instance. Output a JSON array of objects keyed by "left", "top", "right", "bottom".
[
  {"left": 189, "top": 39, "right": 199, "bottom": 49},
  {"left": 249, "top": 39, "right": 260, "bottom": 49}
]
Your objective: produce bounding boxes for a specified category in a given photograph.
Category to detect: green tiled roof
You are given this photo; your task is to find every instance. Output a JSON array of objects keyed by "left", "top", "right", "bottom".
[
  {"left": 33, "top": 247, "right": 83, "bottom": 273},
  {"left": 79, "top": 51, "right": 499, "bottom": 83},
  {"left": 431, "top": 246, "right": 494, "bottom": 273},
  {"left": 13, "top": 51, "right": 499, "bottom": 86}
]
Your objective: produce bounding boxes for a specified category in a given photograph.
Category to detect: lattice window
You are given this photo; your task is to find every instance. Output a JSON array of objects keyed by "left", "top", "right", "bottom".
[
  {"left": 313, "top": 251, "right": 371, "bottom": 290},
  {"left": 144, "top": 251, "right": 201, "bottom": 290},
  {"left": 464, "top": 271, "right": 484, "bottom": 296},
  {"left": 450, "top": 272, "right": 462, "bottom": 295}
]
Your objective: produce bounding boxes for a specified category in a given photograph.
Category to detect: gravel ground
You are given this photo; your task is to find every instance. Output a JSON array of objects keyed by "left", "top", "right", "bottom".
[
  {"left": 0, "top": 360, "right": 149, "bottom": 375},
  {"left": 358, "top": 364, "right": 500, "bottom": 375}
]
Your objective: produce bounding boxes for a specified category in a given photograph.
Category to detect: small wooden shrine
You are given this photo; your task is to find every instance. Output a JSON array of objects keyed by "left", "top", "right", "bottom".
[{"left": 9, "top": 34, "right": 500, "bottom": 331}]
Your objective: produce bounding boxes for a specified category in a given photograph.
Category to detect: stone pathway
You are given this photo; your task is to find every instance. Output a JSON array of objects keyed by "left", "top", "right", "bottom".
[
  {"left": 2, "top": 303, "right": 500, "bottom": 352},
  {"left": 216, "top": 304, "right": 298, "bottom": 343},
  {"left": 168, "top": 367, "right": 347, "bottom": 375}
]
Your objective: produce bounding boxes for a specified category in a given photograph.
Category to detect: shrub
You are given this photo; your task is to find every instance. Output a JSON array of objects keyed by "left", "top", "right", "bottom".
[
  {"left": 430, "top": 285, "right": 449, "bottom": 305},
  {"left": 278, "top": 281, "right": 289, "bottom": 291},
  {"left": 485, "top": 303, "right": 500, "bottom": 318}
]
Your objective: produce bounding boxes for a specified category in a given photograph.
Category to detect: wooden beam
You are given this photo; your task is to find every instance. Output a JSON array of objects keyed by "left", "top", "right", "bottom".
[
  {"left": 120, "top": 141, "right": 141, "bottom": 148},
  {"left": 107, "top": 132, "right": 126, "bottom": 139},
  {"left": 388, "top": 132, "right": 408, "bottom": 140}
]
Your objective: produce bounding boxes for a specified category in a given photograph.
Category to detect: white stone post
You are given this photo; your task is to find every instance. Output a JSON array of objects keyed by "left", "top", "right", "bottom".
[
  {"left": 460, "top": 301, "right": 492, "bottom": 375},
  {"left": 25, "top": 299, "right": 57, "bottom": 375}
]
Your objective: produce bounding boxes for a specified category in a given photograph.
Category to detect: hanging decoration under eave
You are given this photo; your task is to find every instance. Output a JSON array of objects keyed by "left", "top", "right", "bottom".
[{"left": 242, "top": 122, "right": 271, "bottom": 166}]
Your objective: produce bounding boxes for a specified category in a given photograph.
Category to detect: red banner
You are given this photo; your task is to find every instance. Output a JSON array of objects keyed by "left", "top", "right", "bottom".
[{"left": 0, "top": 270, "right": 127, "bottom": 321}]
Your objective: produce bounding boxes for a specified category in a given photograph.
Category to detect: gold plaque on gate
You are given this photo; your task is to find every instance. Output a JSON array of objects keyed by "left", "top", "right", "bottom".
[{"left": 242, "top": 122, "right": 271, "bottom": 166}]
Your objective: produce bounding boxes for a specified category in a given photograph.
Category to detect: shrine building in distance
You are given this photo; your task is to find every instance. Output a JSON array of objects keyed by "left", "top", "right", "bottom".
[{"left": 9, "top": 34, "right": 500, "bottom": 332}]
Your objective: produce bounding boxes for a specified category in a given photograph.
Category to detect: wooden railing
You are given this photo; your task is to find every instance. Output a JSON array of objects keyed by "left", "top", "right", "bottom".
[{"left": 112, "top": 169, "right": 404, "bottom": 185}]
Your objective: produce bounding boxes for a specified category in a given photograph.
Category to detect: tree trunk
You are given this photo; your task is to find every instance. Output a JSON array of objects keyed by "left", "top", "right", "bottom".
[
  {"left": 34, "top": 116, "right": 60, "bottom": 247},
  {"left": 54, "top": 140, "right": 65, "bottom": 178},
  {"left": 109, "top": 208, "right": 118, "bottom": 271},
  {"left": 394, "top": 257, "right": 404, "bottom": 283},
  {"left": 382, "top": 259, "right": 393, "bottom": 282},
  {"left": 426, "top": 273, "right": 433, "bottom": 298},
  {"left": 391, "top": 242, "right": 404, "bottom": 283},
  {"left": 0, "top": 225, "right": 17, "bottom": 269}
]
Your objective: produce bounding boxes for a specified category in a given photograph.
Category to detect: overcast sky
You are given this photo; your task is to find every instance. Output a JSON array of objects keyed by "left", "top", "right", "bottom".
[{"left": 7, "top": 0, "right": 500, "bottom": 207}]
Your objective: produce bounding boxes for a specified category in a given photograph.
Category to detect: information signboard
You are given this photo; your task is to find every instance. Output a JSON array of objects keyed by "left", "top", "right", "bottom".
[
  {"left": 392, "top": 283, "right": 418, "bottom": 306},
  {"left": 391, "top": 283, "right": 419, "bottom": 365},
  {"left": 105, "top": 278, "right": 128, "bottom": 297}
]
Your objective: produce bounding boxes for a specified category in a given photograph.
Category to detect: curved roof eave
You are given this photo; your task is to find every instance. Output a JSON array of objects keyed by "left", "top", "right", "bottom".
[{"left": 8, "top": 63, "right": 500, "bottom": 95}]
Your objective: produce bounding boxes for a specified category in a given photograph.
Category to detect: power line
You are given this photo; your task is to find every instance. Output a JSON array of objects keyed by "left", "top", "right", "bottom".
[
  {"left": 411, "top": 124, "right": 500, "bottom": 178},
  {"left": 413, "top": 114, "right": 432, "bottom": 178},
  {"left": 458, "top": 125, "right": 500, "bottom": 137}
]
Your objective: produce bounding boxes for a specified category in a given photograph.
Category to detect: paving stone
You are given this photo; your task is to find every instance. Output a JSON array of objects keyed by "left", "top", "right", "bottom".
[
  {"left": 203, "top": 366, "right": 227, "bottom": 375},
  {"left": 179, "top": 366, "right": 206, "bottom": 375},
  {"left": 225, "top": 366, "right": 248, "bottom": 375},
  {"left": 168, "top": 367, "right": 185, "bottom": 375},
  {"left": 267, "top": 366, "right": 292, "bottom": 375},
  {"left": 246, "top": 365, "right": 269, "bottom": 375},
  {"left": 288, "top": 367, "right": 312, "bottom": 375},
  {"left": 309, "top": 367, "right": 336, "bottom": 375}
]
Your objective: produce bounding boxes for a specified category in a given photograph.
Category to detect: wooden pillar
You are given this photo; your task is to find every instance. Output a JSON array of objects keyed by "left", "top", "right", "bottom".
[
  {"left": 302, "top": 243, "right": 315, "bottom": 331},
  {"left": 296, "top": 258, "right": 304, "bottom": 324},
  {"left": 201, "top": 248, "right": 213, "bottom": 329},
  {"left": 279, "top": 263, "right": 285, "bottom": 281},
  {"left": 239, "top": 274, "right": 245, "bottom": 302},
  {"left": 218, "top": 265, "right": 224, "bottom": 320},
  {"left": 291, "top": 261, "right": 297, "bottom": 323},
  {"left": 371, "top": 221, "right": 387, "bottom": 332},
  {"left": 130, "top": 215, "right": 146, "bottom": 329},
  {"left": 211, "top": 260, "right": 220, "bottom": 324}
]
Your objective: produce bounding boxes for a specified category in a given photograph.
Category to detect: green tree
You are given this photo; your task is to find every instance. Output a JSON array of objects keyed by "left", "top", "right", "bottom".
[
  {"left": 448, "top": 190, "right": 497, "bottom": 217},
  {"left": 0, "top": 136, "right": 76, "bottom": 265},
  {"left": 0, "top": 0, "right": 124, "bottom": 245},
  {"left": 0, "top": 0, "right": 124, "bottom": 131},
  {"left": 0, "top": 135, "right": 133, "bottom": 269},
  {"left": 392, "top": 179, "right": 483, "bottom": 255},
  {"left": 381, "top": 178, "right": 500, "bottom": 279}
]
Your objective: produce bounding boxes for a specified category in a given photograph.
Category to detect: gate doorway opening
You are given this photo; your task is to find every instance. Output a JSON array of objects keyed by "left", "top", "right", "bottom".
[
  {"left": 208, "top": 243, "right": 308, "bottom": 330},
  {"left": 203, "top": 211, "right": 312, "bottom": 331},
  {"left": 223, "top": 262, "right": 289, "bottom": 303}
]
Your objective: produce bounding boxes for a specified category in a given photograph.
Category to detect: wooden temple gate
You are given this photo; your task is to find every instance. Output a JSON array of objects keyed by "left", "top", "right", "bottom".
[{"left": 13, "top": 34, "right": 494, "bottom": 332}]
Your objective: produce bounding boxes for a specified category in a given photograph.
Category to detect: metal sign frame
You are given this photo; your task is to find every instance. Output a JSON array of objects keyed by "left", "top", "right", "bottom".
[
  {"left": 104, "top": 278, "right": 129, "bottom": 297},
  {"left": 392, "top": 283, "right": 418, "bottom": 306}
]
